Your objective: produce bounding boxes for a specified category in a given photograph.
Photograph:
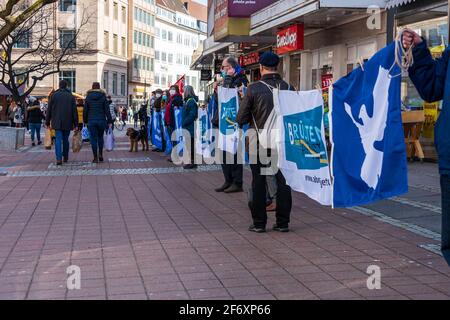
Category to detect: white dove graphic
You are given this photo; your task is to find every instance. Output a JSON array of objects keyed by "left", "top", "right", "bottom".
[{"left": 344, "top": 66, "right": 391, "bottom": 190}]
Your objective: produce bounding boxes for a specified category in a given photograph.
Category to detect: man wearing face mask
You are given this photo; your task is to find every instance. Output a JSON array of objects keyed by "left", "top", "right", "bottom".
[
  {"left": 152, "top": 89, "right": 164, "bottom": 152},
  {"left": 212, "top": 56, "right": 249, "bottom": 193}
]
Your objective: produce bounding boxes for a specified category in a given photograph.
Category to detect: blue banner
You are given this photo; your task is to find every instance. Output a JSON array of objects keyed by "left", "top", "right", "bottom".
[
  {"left": 162, "top": 110, "right": 172, "bottom": 155},
  {"left": 151, "top": 111, "right": 163, "bottom": 151},
  {"left": 331, "top": 42, "right": 408, "bottom": 207},
  {"left": 174, "top": 107, "right": 184, "bottom": 155}
]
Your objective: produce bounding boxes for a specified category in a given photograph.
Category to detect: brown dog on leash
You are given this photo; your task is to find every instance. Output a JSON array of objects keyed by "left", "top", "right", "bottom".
[{"left": 126, "top": 125, "right": 149, "bottom": 152}]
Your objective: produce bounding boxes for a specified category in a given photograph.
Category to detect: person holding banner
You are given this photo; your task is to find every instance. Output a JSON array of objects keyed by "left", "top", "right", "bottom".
[
  {"left": 164, "top": 85, "right": 184, "bottom": 161},
  {"left": 237, "top": 52, "right": 293, "bottom": 233},
  {"left": 152, "top": 89, "right": 164, "bottom": 152},
  {"left": 213, "top": 56, "right": 248, "bottom": 193},
  {"left": 182, "top": 85, "right": 199, "bottom": 169},
  {"left": 403, "top": 29, "right": 450, "bottom": 265}
]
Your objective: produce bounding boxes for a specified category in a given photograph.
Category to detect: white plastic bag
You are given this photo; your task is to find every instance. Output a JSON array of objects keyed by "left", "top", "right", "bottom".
[{"left": 105, "top": 128, "right": 115, "bottom": 152}]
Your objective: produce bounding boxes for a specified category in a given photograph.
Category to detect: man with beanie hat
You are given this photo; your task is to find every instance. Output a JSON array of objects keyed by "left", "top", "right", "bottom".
[{"left": 237, "top": 51, "right": 294, "bottom": 233}]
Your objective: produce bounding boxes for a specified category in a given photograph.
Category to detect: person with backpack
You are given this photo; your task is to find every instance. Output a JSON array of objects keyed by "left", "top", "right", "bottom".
[
  {"left": 237, "top": 52, "right": 294, "bottom": 233},
  {"left": 182, "top": 85, "right": 198, "bottom": 169}
]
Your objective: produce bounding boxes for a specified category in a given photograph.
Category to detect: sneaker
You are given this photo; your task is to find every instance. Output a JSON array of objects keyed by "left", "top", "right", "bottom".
[
  {"left": 224, "top": 184, "right": 243, "bottom": 193},
  {"left": 248, "top": 225, "right": 266, "bottom": 233},
  {"left": 272, "top": 224, "right": 289, "bottom": 232},
  {"left": 37, "top": 141, "right": 42, "bottom": 145},
  {"left": 215, "top": 182, "right": 231, "bottom": 192},
  {"left": 56, "top": 160, "right": 63, "bottom": 166},
  {"left": 92, "top": 156, "right": 99, "bottom": 163},
  {"left": 31, "top": 142, "right": 35, "bottom": 146},
  {"left": 99, "top": 155, "right": 104, "bottom": 162},
  {"left": 63, "top": 157, "right": 68, "bottom": 163}
]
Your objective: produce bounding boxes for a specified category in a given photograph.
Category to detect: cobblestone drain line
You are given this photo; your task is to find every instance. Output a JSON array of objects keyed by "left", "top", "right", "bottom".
[
  {"left": 108, "top": 157, "right": 152, "bottom": 162},
  {"left": 349, "top": 206, "right": 442, "bottom": 256},
  {"left": 6, "top": 165, "right": 222, "bottom": 177},
  {"left": 409, "top": 183, "right": 441, "bottom": 194},
  {"left": 48, "top": 162, "right": 97, "bottom": 169},
  {"left": 389, "top": 196, "right": 442, "bottom": 214}
]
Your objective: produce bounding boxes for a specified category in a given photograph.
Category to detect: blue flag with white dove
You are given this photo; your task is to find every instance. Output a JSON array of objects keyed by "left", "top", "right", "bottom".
[
  {"left": 151, "top": 111, "right": 163, "bottom": 151},
  {"left": 331, "top": 42, "right": 408, "bottom": 208}
]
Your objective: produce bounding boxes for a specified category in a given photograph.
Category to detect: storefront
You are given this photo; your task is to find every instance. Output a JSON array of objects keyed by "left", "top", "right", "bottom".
[{"left": 388, "top": 0, "right": 449, "bottom": 159}]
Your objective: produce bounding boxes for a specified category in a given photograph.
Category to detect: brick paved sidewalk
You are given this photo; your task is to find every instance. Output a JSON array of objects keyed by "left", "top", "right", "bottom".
[{"left": 0, "top": 128, "right": 449, "bottom": 300}]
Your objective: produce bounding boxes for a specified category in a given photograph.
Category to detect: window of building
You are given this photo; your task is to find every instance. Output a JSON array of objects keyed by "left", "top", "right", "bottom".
[
  {"left": 102, "top": 71, "right": 109, "bottom": 92},
  {"left": 154, "top": 73, "right": 160, "bottom": 85},
  {"left": 104, "top": 31, "right": 109, "bottom": 51},
  {"left": 14, "top": 69, "right": 28, "bottom": 86},
  {"left": 113, "top": 2, "right": 118, "bottom": 20},
  {"left": 112, "top": 72, "right": 117, "bottom": 95},
  {"left": 177, "top": 33, "right": 182, "bottom": 44},
  {"left": 168, "top": 53, "right": 173, "bottom": 64},
  {"left": 13, "top": 31, "right": 31, "bottom": 48},
  {"left": 60, "top": 70, "right": 76, "bottom": 92},
  {"left": 113, "top": 34, "right": 118, "bottom": 54},
  {"left": 168, "top": 75, "right": 173, "bottom": 86},
  {"left": 150, "top": 36, "right": 154, "bottom": 48},
  {"left": 161, "top": 52, "right": 166, "bottom": 62},
  {"left": 104, "top": 0, "right": 109, "bottom": 16},
  {"left": 138, "top": 8, "right": 142, "bottom": 22},
  {"left": 150, "top": 58, "right": 154, "bottom": 72},
  {"left": 168, "top": 31, "right": 173, "bottom": 42},
  {"left": 176, "top": 53, "right": 182, "bottom": 64},
  {"left": 59, "top": 0, "right": 76, "bottom": 12},
  {"left": 120, "top": 73, "right": 126, "bottom": 96},
  {"left": 133, "top": 55, "right": 138, "bottom": 69},
  {"left": 155, "top": 50, "right": 160, "bottom": 61},
  {"left": 60, "top": 29, "right": 76, "bottom": 48},
  {"left": 184, "top": 35, "right": 189, "bottom": 47},
  {"left": 161, "top": 74, "right": 166, "bottom": 87},
  {"left": 192, "top": 37, "right": 197, "bottom": 48},
  {"left": 138, "top": 32, "right": 142, "bottom": 45},
  {"left": 122, "top": 6, "right": 126, "bottom": 24},
  {"left": 133, "top": 30, "right": 137, "bottom": 44},
  {"left": 121, "top": 37, "right": 126, "bottom": 56},
  {"left": 155, "top": 27, "right": 160, "bottom": 38},
  {"left": 134, "top": 6, "right": 138, "bottom": 20},
  {"left": 161, "top": 29, "right": 167, "bottom": 40},
  {"left": 191, "top": 76, "right": 197, "bottom": 90}
]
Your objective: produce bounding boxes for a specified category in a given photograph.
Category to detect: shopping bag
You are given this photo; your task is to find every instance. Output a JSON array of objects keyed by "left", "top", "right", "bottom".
[
  {"left": 44, "top": 128, "right": 52, "bottom": 149},
  {"left": 72, "top": 130, "right": 82, "bottom": 153},
  {"left": 105, "top": 128, "right": 115, "bottom": 151},
  {"left": 81, "top": 126, "right": 90, "bottom": 141}
]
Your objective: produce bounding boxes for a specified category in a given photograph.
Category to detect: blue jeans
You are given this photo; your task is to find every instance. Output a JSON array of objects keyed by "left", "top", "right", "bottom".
[
  {"left": 441, "top": 175, "right": 450, "bottom": 266},
  {"left": 88, "top": 121, "right": 106, "bottom": 157},
  {"left": 29, "top": 123, "right": 41, "bottom": 143},
  {"left": 55, "top": 130, "right": 70, "bottom": 161}
]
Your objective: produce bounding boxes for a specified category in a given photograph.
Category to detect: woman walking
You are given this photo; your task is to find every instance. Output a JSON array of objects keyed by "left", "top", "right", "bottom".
[
  {"left": 84, "top": 82, "right": 113, "bottom": 163},
  {"left": 26, "top": 99, "right": 45, "bottom": 146}
]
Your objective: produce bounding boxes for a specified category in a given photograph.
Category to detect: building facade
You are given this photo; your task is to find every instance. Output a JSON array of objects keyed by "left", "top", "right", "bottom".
[
  {"left": 16, "top": 0, "right": 130, "bottom": 107},
  {"left": 152, "top": 0, "right": 207, "bottom": 101},
  {"left": 128, "top": 0, "right": 156, "bottom": 108}
]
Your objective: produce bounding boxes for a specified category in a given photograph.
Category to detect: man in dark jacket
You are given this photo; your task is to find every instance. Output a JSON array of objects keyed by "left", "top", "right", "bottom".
[
  {"left": 84, "top": 82, "right": 113, "bottom": 163},
  {"left": 403, "top": 29, "right": 450, "bottom": 265},
  {"left": 26, "top": 99, "right": 45, "bottom": 146},
  {"left": 237, "top": 52, "right": 293, "bottom": 233},
  {"left": 213, "top": 56, "right": 249, "bottom": 193},
  {"left": 45, "top": 80, "right": 78, "bottom": 165}
]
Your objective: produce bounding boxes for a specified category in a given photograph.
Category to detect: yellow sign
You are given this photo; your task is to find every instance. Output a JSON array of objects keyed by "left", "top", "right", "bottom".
[{"left": 422, "top": 101, "right": 440, "bottom": 139}]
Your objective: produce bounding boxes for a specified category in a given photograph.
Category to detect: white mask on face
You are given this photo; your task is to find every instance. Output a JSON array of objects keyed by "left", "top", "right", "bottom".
[
  {"left": 169, "top": 89, "right": 176, "bottom": 95},
  {"left": 156, "top": 94, "right": 162, "bottom": 98}
]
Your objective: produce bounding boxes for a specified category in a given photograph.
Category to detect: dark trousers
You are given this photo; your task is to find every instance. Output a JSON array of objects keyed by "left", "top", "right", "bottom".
[
  {"left": 441, "top": 174, "right": 450, "bottom": 265},
  {"left": 221, "top": 151, "right": 243, "bottom": 186},
  {"left": 250, "top": 161, "right": 292, "bottom": 229},
  {"left": 29, "top": 123, "right": 42, "bottom": 143},
  {"left": 88, "top": 121, "right": 106, "bottom": 157}
]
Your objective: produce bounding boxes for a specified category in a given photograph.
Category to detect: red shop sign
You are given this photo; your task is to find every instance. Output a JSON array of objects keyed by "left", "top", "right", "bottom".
[
  {"left": 239, "top": 52, "right": 260, "bottom": 67},
  {"left": 321, "top": 74, "right": 333, "bottom": 90},
  {"left": 276, "top": 24, "right": 304, "bottom": 55}
]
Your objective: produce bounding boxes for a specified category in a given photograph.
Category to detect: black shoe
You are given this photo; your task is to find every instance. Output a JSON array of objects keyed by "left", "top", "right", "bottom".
[
  {"left": 56, "top": 160, "right": 63, "bottom": 166},
  {"left": 32, "top": 142, "right": 35, "bottom": 146},
  {"left": 272, "top": 224, "right": 289, "bottom": 232},
  {"left": 92, "top": 156, "right": 98, "bottom": 163},
  {"left": 248, "top": 225, "right": 266, "bottom": 233},
  {"left": 99, "top": 155, "right": 104, "bottom": 162},
  {"left": 183, "top": 164, "right": 197, "bottom": 169},
  {"left": 215, "top": 182, "right": 231, "bottom": 192},
  {"left": 224, "top": 184, "right": 243, "bottom": 193},
  {"left": 37, "top": 141, "right": 42, "bottom": 145},
  {"left": 63, "top": 157, "right": 68, "bottom": 163}
]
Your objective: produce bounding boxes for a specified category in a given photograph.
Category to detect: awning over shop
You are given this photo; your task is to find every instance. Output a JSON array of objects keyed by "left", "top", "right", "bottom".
[
  {"left": 250, "top": 0, "right": 387, "bottom": 35},
  {"left": 0, "top": 84, "right": 25, "bottom": 96},
  {"left": 385, "top": 0, "right": 416, "bottom": 9},
  {"left": 191, "top": 36, "right": 232, "bottom": 70}
]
